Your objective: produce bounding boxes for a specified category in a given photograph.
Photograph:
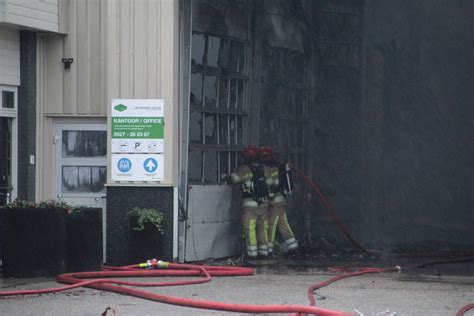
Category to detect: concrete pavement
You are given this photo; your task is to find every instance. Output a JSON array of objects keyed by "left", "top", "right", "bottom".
[{"left": 1, "top": 257, "right": 473, "bottom": 316}]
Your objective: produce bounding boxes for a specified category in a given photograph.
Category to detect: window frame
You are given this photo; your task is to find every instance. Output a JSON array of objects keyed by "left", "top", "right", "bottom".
[{"left": 0, "top": 85, "right": 17, "bottom": 117}]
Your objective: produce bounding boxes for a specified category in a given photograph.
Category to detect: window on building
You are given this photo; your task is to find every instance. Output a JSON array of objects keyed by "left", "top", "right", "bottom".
[
  {"left": 2, "top": 91, "right": 15, "bottom": 109},
  {"left": 188, "top": 33, "right": 248, "bottom": 183},
  {"left": 56, "top": 124, "right": 107, "bottom": 197}
]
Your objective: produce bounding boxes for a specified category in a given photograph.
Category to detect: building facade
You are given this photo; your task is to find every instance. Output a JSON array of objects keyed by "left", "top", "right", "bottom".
[{"left": 1, "top": 0, "right": 473, "bottom": 263}]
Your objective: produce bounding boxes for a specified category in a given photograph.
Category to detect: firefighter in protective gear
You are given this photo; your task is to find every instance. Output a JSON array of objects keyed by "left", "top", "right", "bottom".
[
  {"left": 259, "top": 146, "right": 299, "bottom": 255},
  {"left": 230, "top": 146, "right": 272, "bottom": 258}
]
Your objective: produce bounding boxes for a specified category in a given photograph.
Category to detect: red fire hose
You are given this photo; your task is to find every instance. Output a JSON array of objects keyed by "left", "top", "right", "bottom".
[
  {"left": 291, "top": 166, "right": 376, "bottom": 257},
  {"left": 303, "top": 258, "right": 474, "bottom": 316},
  {"left": 0, "top": 260, "right": 351, "bottom": 316},
  {"left": 1, "top": 259, "right": 473, "bottom": 315},
  {"left": 456, "top": 303, "right": 474, "bottom": 316},
  {"left": 290, "top": 166, "right": 474, "bottom": 315}
]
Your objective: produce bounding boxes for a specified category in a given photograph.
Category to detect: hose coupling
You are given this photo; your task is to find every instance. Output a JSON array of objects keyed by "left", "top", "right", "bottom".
[
  {"left": 138, "top": 258, "right": 169, "bottom": 269},
  {"left": 156, "top": 260, "right": 169, "bottom": 269},
  {"left": 138, "top": 258, "right": 158, "bottom": 269}
]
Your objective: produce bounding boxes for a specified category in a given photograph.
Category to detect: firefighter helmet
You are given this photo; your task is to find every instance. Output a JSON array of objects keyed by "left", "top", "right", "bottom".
[
  {"left": 242, "top": 146, "right": 258, "bottom": 161},
  {"left": 259, "top": 146, "right": 274, "bottom": 162}
]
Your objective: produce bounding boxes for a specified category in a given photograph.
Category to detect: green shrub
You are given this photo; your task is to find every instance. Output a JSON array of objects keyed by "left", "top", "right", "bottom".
[
  {"left": 5, "top": 199, "right": 82, "bottom": 214},
  {"left": 128, "top": 207, "right": 164, "bottom": 232}
]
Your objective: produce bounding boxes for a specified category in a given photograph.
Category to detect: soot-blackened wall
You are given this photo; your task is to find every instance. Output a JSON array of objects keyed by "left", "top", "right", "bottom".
[
  {"left": 357, "top": 0, "right": 474, "bottom": 251},
  {"left": 305, "top": 0, "right": 365, "bottom": 249},
  {"left": 308, "top": 0, "right": 473, "bottom": 252},
  {"left": 189, "top": 0, "right": 473, "bottom": 253},
  {"left": 258, "top": 0, "right": 473, "bottom": 252}
]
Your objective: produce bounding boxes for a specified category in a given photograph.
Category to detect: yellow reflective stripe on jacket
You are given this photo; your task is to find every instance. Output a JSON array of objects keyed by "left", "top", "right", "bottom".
[
  {"left": 271, "top": 216, "right": 279, "bottom": 243},
  {"left": 283, "top": 213, "right": 295, "bottom": 237},
  {"left": 248, "top": 219, "right": 257, "bottom": 246}
]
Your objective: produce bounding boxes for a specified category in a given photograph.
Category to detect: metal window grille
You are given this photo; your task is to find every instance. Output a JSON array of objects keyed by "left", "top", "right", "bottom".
[{"left": 188, "top": 33, "right": 248, "bottom": 183}]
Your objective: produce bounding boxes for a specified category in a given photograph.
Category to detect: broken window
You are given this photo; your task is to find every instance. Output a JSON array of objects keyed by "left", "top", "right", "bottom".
[{"left": 189, "top": 33, "right": 248, "bottom": 183}]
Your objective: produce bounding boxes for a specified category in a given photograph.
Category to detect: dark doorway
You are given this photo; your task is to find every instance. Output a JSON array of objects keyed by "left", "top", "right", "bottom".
[{"left": 0, "top": 117, "right": 12, "bottom": 206}]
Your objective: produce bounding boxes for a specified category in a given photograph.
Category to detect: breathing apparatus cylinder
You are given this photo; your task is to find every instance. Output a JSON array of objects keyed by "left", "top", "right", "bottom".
[
  {"left": 278, "top": 162, "right": 294, "bottom": 196},
  {"left": 249, "top": 164, "right": 269, "bottom": 204}
]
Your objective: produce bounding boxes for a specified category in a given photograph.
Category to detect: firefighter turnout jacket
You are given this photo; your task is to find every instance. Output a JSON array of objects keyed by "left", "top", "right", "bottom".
[{"left": 230, "top": 164, "right": 274, "bottom": 207}]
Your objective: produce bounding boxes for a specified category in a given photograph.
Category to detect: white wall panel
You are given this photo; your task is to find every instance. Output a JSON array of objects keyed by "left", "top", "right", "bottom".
[
  {"left": 76, "top": 0, "right": 89, "bottom": 115},
  {"left": 41, "top": 35, "right": 63, "bottom": 114},
  {"left": 42, "top": 0, "right": 104, "bottom": 116},
  {"left": 0, "top": 27, "right": 19, "bottom": 86},
  {"left": 185, "top": 185, "right": 242, "bottom": 261},
  {"left": 62, "top": 0, "right": 76, "bottom": 114},
  {"left": 88, "top": 0, "right": 101, "bottom": 114},
  {"left": 0, "top": 2, "right": 5, "bottom": 20},
  {"left": 1, "top": 0, "right": 59, "bottom": 32},
  {"left": 136, "top": 0, "right": 148, "bottom": 97},
  {"left": 146, "top": 0, "right": 160, "bottom": 97}
]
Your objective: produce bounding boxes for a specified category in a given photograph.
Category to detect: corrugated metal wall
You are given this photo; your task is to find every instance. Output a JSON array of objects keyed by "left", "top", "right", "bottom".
[
  {"left": 40, "top": 0, "right": 177, "bottom": 115},
  {"left": 40, "top": 0, "right": 177, "bottom": 118},
  {"left": 40, "top": 0, "right": 105, "bottom": 116}
]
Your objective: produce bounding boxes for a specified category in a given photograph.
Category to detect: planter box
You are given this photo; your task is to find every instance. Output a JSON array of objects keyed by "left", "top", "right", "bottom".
[
  {"left": 1, "top": 207, "right": 102, "bottom": 277},
  {"left": 1, "top": 207, "right": 67, "bottom": 277},
  {"left": 66, "top": 208, "right": 102, "bottom": 272},
  {"left": 0, "top": 209, "right": 4, "bottom": 264}
]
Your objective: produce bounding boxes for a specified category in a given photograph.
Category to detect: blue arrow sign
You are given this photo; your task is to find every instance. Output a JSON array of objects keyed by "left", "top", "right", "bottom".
[{"left": 143, "top": 157, "right": 158, "bottom": 173}]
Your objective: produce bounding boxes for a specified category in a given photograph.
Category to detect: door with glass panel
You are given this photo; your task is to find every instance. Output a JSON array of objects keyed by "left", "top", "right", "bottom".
[{"left": 54, "top": 123, "right": 107, "bottom": 207}]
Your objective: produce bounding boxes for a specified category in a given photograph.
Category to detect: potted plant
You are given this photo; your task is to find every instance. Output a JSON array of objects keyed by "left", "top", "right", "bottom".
[
  {"left": 127, "top": 207, "right": 164, "bottom": 264},
  {"left": 1, "top": 199, "right": 102, "bottom": 277}
]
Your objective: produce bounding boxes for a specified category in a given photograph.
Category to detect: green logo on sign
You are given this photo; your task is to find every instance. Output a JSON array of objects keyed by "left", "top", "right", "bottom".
[{"left": 114, "top": 104, "right": 127, "bottom": 112}]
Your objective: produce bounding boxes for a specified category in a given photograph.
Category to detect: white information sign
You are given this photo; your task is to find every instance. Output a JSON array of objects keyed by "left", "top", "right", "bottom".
[
  {"left": 110, "top": 99, "right": 165, "bottom": 182},
  {"left": 111, "top": 154, "right": 164, "bottom": 181},
  {"left": 111, "top": 99, "right": 164, "bottom": 154}
]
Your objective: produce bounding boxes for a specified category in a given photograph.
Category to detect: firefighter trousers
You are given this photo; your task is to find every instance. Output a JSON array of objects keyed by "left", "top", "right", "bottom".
[
  {"left": 242, "top": 205, "right": 269, "bottom": 257},
  {"left": 267, "top": 203, "right": 298, "bottom": 253}
]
